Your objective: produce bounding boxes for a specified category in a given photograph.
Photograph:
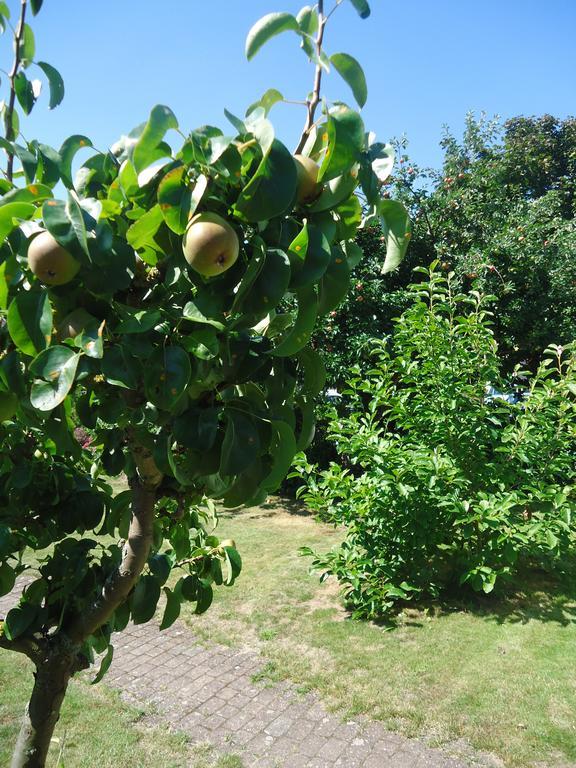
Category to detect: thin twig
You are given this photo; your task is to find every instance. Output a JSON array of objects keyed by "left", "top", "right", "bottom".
[
  {"left": 295, "top": 0, "right": 327, "bottom": 154},
  {"left": 6, "top": 0, "right": 27, "bottom": 182}
]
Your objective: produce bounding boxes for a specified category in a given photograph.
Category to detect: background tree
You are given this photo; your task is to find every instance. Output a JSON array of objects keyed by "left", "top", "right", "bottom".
[
  {"left": 315, "top": 113, "right": 576, "bottom": 389},
  {"left": 0, "top": 2, "right": 410, "bottom": 766}
]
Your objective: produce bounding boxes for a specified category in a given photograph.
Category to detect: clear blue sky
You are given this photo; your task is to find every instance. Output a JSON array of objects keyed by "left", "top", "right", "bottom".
[{"left": 2, "top": 0, "right": 575, "bottom": 171}]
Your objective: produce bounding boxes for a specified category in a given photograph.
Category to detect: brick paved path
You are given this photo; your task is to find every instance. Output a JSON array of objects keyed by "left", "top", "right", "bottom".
[{"left": 1, "top": 586, "right": 497, "bottom": 768}]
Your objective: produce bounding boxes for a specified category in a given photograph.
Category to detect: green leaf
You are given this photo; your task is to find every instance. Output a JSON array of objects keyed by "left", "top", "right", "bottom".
[
  {"left": 0, "top": 3, "right": 10, "bottom": 20},
  {"left": 237, "top": 248, "right": 291, "bottom": 318},
  {"left": 247, "top": 88, "right": 284, "bottom": 117},
  {"left": 271, "top": 285, "right": 319, "bottom": 357},
  {"left": 126, "top": 204, "right": 164, "bottom": 249},
  {"left": 30, "top": 0, "right": 43, "bottom": 13},
  {"left": 7, "top": 290, "right": 52, "bottom": 356},
  {"left": 230, "top": 239, "right": 266, "bottom": 313},
  {"left": 30, "top": 345, "right": 80, "bottom": 411},
  {"left": 318, "top": 106, "right": 365, "bottom": 183},
  {"left": 255, "top": 420, "right": 298, "bottom": 497},
  {"left": 59, "top": 135, "right": 93, "bottom": 189},
  {"left": 296, "top": 397, "right": 316, "bottom": 450},
  {"left": 245, "top": 12, "right": 299, "bottom": 60},
  {"left": 14, "top": 72, "right": 35, "bottom": 115},
  {"left": 236, "top": 138, "right": 297, "bottom": 222},
  {"left": 160, "top": 586, "right": 182, "bottom": 630},
  {"left": 330, "top": 53, "right": 367, "bottom": 108},
  {"left": 143, "top": 346, "right": 191, "bottom": 411},
  {"left": 131, "top": 575, "right": 161, "bottom": 625},
  {"left": 36, "top": 61, "right": 64, "bottom": 109},
  {"left": 223, "top": 546, "right": 242, "bottom": 585},
  {"left": 296, "top": 6, "right": 318, "bottom": 35},
  {"left": 91, "top": 644, "right": 114, "bottom": 684},
  {"left": 378, "top": 199, "right": 412, "bottom": 274},
  {"left": 183, "top": 300, "right": 225, "bottom": 330},
  {"left": 181, "top": 327, "right": 219, "bottom": 360},
  {"left": 101, "top": 344, "right": 140, "bottom": 388},
  {"left": 115, "top": 307, "right": 161, "bottom": 334},
  {"left": 0, "top": 201, "right": 35, "bottom": 240},
  {"left": 195, "top": 580, "right": 213, "bottom": 615},
  {"left": 335, "top": 193, "right": 362, "bottom": 240},
  {"left": 0, "top": 561, "right": 15, "bottom": 597},
  {"left": 289, "top": 224, "right": 332, "bottom": 289},
  {"left": 0, "top": 261, "right": 8, "bottom": 310},
  {"left": 318, "top": 245, "right": 351, "bottom": 314},
  {"left": 11, "top": 143, "right": 37, "bottom": 183},
  {"left": 35, "top": 143, "right": 61, "bottom": 186},
  {"left": 297, "top": 347, "right": 326, "bottom": 396},
  {"left": 42, "top": 195, "right": 90, "bottom": 261},
  {"left": 3, "top": 603, "right": 37, "bottom": 640},
  {"left": 308, "top": 167, "right": 358, "bottom": 213},
  {"left": 220, "top": 410, "right": 260, "bottom": 476},
  {"left": 0, "top": 183, "right": 52, "bottom": 206},
  {"left": 133, "top": 105, "right": 178, "bottom": 173},
  {"left": 18, "top": 24, "right": 35, "bottom": 68},
  {"left": 157, "top": 166, "right": 191, "bottom": 234},
  {"left": 149, "top": 553, "right": 172, "bottom": 585},
  {"left": 347, "top": 0, "right": 371, "bottom": 18}
]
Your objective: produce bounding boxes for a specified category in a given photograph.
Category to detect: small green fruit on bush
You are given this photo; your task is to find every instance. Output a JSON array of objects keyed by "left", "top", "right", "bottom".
[
  {"left": 27, "top": 231, "right": 80, "bottom": 285},
  {"left": 0, "top": 392, "right": 18, "bottom": 422},
  {"left": 294, "top": 154, "right": 322, "bottom": 204},
  {"left": 182, "top": 212, "right": 239, "bottom": 277}
]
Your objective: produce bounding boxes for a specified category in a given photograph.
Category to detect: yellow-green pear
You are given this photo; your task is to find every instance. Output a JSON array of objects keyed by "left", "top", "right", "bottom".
[
  {"left": 28, "top": 231, "right": 80, "bottom": 286},
  {"left": 294, "top": 154, "right": 322, "bottom": 204},
  {"left": 0, "top": 391, "right": 18, "bottom": 422},
  {"left": 182, "top": 212, "right": 239, "bottom": 278}
]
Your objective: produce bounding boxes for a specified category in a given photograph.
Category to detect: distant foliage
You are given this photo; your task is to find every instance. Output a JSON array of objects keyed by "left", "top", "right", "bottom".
[
  {"left": 315, "top": 114, "right": 576, "bottom": 390},
  {"left": 296, "top": 265, "right": 576, "bottom": 619}
]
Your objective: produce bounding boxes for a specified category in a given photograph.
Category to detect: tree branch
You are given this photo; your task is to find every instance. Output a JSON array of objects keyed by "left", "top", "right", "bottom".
[
  {"left": 65, "top": 442, "right": 162, "bottom": 644},
  {"left": 295, "top": 0, "right": 327, "bottom": 154},
  {"left": 0, "top": 632, "right": 41, "bottom": 662},
  {"left": 5, "top": 0, "right": 27, "bottom": 182}
]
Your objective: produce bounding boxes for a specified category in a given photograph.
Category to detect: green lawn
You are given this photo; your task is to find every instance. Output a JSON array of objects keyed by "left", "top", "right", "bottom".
[
  {"left": 181, "top": 500, "right": 576, "bottom": 768},
  {"left": 0, "top": 652, "right": 243, "bottom": 768}
]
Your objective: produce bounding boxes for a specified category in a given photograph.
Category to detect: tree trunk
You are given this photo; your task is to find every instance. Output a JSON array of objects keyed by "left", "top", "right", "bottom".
[
  {"left": 10, "top": 646, "right": 77, "bottom": 768},
  {"left": 9, "top": 448, "right": 161, "bottom": 767}
]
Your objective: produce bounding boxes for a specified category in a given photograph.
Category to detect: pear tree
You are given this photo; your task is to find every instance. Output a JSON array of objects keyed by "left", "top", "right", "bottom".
[{"left": 0, "top": 1, "right": 410, "bottom": 766}]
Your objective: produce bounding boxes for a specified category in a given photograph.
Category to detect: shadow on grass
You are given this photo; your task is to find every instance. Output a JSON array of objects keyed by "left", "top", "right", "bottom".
[{"left": 369, "top": 559, "right": 576, "bottom": 631}]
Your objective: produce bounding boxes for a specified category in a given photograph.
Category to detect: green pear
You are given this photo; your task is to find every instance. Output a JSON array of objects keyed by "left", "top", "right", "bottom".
[
  {"left": 294, "top": 154, "right": 322, "bottom": 204},
  {"left": 55, "top": 308, "right": 95, "bottom": 341},
  {"left": 182, "top": 212, "right": 239, "bottom": 277},
  {"left": 0, "top": 391, "right": 18, "bottom": 422},
  {"left": 28, "top": 231, "right": 80, "bottom": 286}
]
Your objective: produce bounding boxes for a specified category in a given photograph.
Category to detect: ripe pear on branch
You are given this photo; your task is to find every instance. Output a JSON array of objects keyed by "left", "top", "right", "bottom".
[
  {"left": 27, "top": 231, "right": 80, "bottom": 286},
  {"left": 182, "top": 212, "right": 240, "bottom": 277}
]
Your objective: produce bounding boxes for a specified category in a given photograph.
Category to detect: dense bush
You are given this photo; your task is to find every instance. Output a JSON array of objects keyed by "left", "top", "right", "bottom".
[{"left": 295, "top": 264, "right": 576, "bottom": 618}]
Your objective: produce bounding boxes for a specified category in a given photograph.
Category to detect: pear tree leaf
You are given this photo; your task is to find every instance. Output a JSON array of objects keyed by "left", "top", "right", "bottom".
[
  {"left": 245, "top": 12, "right": 299, "bottom": 60},
  {"left": 379, "top": 198, "right": 412, "bottom": 274},
  {"left": 36, "top": 62, "right": 64, "bottom": 109},
  {"left": 330, "top": 53, "right": 367, "bottom": 108},
  {"left": 347, "top": 0, "right": 371, "bottom": 18}
]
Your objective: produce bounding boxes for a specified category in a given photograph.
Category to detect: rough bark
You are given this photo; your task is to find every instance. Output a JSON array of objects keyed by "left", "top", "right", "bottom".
[{"left": 10, "top": 642, "right": 79, "bottom": 768}]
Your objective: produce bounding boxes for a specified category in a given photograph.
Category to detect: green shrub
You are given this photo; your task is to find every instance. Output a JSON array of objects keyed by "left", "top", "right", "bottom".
[{"left": 295, "top": 263, "right": 576, "bottom": 618}]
